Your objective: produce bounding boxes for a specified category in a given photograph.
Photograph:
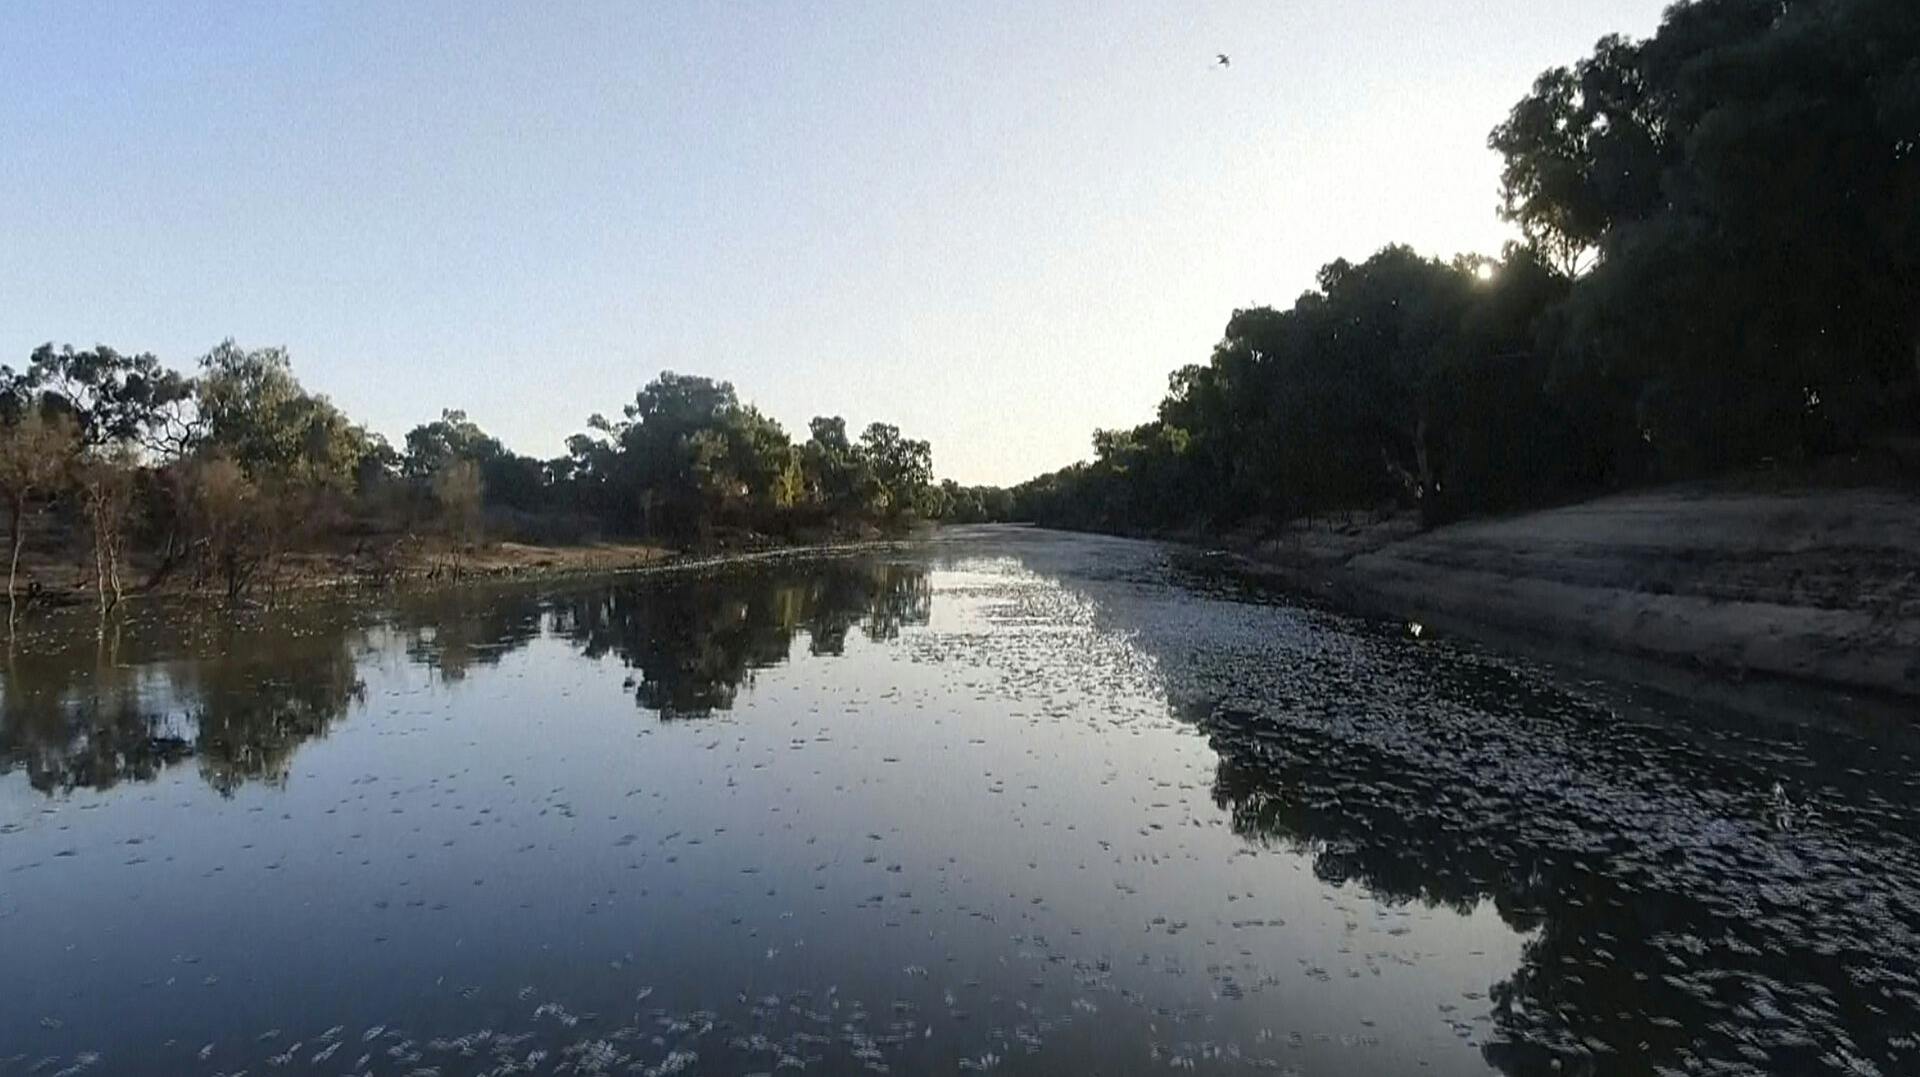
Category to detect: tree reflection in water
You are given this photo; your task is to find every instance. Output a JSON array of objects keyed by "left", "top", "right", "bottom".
[
  {"left": 1, "top": 557, "right": 931, "bottom": 793},
  {"left": 5, "top": 545, "right": 1918, "bottom": 1075},
  {"left": 395, "top": 586, "right": 548, "bottom": 683},
  {"left": 549, "top": 560, "right": 931, "bottom": 718},
  {"left": 0, "top": 641, "right": 191, "bottom": 795},
  {"left": 1194, "top": 669, "right": 1920, "bottom": 1076},
  {"left": 0, "top": 609, "right": 368, "bottom": 796}
]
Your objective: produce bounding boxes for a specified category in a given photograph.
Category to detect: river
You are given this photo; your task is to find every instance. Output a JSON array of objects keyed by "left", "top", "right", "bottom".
[{"left": 2, "top": 526, "right": 1916, "bottom": 1076}]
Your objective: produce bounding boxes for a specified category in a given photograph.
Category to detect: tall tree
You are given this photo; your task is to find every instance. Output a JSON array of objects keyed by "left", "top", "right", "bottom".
[
  {"left": 1, "top": 343, "right": 198, "bottom": 454},
  {"left": 195, "top": 341, "right": 368, "bottom": 488},
  {"left": 75, "top": 447, "right": 139, "bottom": 614},
  {"left": 0, "top": 413, "right": 78, "bottom": 633},
  {"left": 858, "top": 423, "right": 933, "bottom": 517},
  {"left": 1494, "top": 0, "right": 1920, "bottom": 467},
  {"left": 404, "top": 409, "right": 546, "bottom": 511}
]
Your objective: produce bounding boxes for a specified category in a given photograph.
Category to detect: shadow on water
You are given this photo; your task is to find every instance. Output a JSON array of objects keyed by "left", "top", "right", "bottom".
[{"left": 1159, "top": 624, "right": 1920, "bottom": 1074}]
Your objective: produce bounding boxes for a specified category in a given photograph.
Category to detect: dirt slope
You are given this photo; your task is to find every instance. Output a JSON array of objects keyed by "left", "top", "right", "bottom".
[{"left": 1255, "top": 487, "right": 1920, "bottom": 699}]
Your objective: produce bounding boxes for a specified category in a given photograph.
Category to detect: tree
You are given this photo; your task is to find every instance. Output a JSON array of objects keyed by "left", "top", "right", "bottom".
[
  {"left": 859, "top": 422, "right": 933, "bottom": 517},
  {"left": 724, "top": 406, "right": 803, "bottom": 518},
  {"left": 808, "top": 415, "right": 850, "bottom": 454},
  {"left": 1488, "top": 34, "right": 1663, "bottom": 277},
  {"left": 404, "top": 409, "right": 546, "bottom": 513},
  {"left": 170, "top": 343, "right": 372, "bottom": 600},
  {"left": 587, "top": 372, "right": 744, "bottom": 536},
  {"left": 75, "top": 447, "right": 139, "bottom": 614},
  {"left": 801, "top": 416, "right": 864, "bottom": 513},
  {"left": 0, "top": 343, "right": 198, "bottom": 454},
  {"left": 176, "top": 456, "right": 268, "bottom": 601},
  {"left": 195, "top": 340, "right": 368, "bottom": 488},
  {"left": 1012, "top": 242, "right": 1575, "bottom": 531},
  {"left": 0, "top": 413, "right": 78, "bottom": 632},
  {"left": 1492, "top": 0, "right": 1920, "bottom": 467},
  {"left": 404, "top": 409, "right": 501, "bottom": 478},
  {"left": 563, "top": 372, "right": 842, "bottom": 539},
  {"left": 431, "top": 459, "right": 485, "bottom": 549}
]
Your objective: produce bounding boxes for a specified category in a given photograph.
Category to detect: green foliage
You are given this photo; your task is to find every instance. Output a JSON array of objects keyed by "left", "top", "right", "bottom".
[
  {"left": 802, "top": 416, "right": 865, "bottom": 513},
  {"left": 1495, "top": 0, "right": 1920, "bottom": 470},
  {"left": 403, "top": 410, "right": 547, "bottom": 512},
  {"left": 195, "top": 341, "right": 368, "bottom": 490},
  {"left": 0, "top": 343, "right": 196, "bottom": 454},
  {"left": 555, "top": 373, "right": 945, "bottom": 540},
  {"left": 1018, "top": 246, "right": 1577, "bottom": 530},
  {"left": 1019, "top": 0, "right": 1919, "bottom": 534},
  {"left": 857, "top": 423, "right": 933, "bottom": 517},
  {"left": 936, "top": 480, "right": 1016, "bottom": 524},
  {"left": 404, "top": 410, "right": 501, "bottom": 477}
]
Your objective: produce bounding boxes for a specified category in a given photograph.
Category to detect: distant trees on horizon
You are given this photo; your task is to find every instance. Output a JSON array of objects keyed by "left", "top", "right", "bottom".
[{"left": 0, "top": 340, "right": 974, "bottom": 612}]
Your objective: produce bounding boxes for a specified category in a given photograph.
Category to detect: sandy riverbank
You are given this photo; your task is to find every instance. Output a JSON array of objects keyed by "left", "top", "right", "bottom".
[{"left": 1229, "top": 484, "right": 1920, "bottom": 701}]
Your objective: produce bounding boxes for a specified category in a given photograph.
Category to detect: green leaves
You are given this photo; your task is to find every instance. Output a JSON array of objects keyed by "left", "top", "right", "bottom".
[
  {"left": 1028, "top": 0, "right": 1920, "bottom": 534},
  {"left": 1, "top": 343, "right": 196, "bottom": 454},
  {"left": 559, "top": 375, "right": 941, "bottom": 538},
  {"left": 196, "top": 341, "right": 368, "bottom": 490}
]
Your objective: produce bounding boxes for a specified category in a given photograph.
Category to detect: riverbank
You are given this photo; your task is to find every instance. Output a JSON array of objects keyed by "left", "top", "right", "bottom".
[
  {"left": 4, "top": 520, "right": 921, "bottom": 616},
  {"left": 1212, "top": 483, "right": 1920, "bottom": 702}
]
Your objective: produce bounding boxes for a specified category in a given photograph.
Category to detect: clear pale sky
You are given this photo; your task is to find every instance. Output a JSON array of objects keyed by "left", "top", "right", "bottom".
[{"left": 0, "top": 2, "right": 1668, "bottom": 485}]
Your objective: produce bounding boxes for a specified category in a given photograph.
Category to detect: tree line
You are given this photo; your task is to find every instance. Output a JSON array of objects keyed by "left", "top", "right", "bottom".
[
  {"left": 1013, "top": 0, "right": 1919, "bottom": 531},
  {"left": 0, "top": 341, "right": 984, "bottom": 618},
  {"left": 7, "top": 0, "right": 1909, "bottom": 612}
]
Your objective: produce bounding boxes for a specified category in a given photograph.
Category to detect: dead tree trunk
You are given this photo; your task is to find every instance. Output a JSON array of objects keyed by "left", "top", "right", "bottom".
[{"left": 6, "top": 498, "right": 21, "bottom": 637}]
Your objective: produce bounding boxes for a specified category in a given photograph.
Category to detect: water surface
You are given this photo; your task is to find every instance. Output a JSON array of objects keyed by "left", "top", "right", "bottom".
[{"left": 3, "top": 527, "right": 1917, "bottom": 1075}]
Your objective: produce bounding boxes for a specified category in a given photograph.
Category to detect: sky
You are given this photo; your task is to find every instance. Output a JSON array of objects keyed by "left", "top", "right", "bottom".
[{"left": 0, "top": 1, "right": 1670, "bottom": 486}]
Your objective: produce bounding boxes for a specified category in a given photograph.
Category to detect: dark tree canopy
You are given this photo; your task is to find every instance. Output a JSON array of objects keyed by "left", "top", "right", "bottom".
[
  {"left": 0, "top": 344, "right": 196, "bottom": 452},
  {"left": 1017, "top": 0, "right": 1920, "bottom": 532}
]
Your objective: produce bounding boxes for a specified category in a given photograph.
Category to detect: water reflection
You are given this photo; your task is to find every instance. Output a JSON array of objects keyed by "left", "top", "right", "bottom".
[
  {"left": 395, "top": 588, "right": 546, "bottom": 683},
  {"left": 0, "top": 614, "right": 366, "bottom": 797},
  {"left": 550, "top": 561, "right": 930, "bottom": 717},
  {"left": 0, "top": 645, "right": 191, "bottom": 795},
  {"left": 971, "top": 530, "right": 1920, "bottom": 1076},
  {"left": 1191, "top": 665, "right": 1920, "bottom": 1075},
  {"left": 4, "top": 534, "right": 1917, "bottom": 1077},
  {"left": 1, "top": 558, "right": 932, "bottom": 793}
]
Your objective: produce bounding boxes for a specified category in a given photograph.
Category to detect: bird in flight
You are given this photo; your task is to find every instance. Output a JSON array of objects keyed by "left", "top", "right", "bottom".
[{"left": 1216, "top": 53, "right": 1230, "bottom": 67}]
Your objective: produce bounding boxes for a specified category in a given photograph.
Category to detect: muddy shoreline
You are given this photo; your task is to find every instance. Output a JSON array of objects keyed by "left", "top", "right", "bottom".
[
  {"left": 18, "top": 490, "right": 1918, "bottom": 709},
  {"left": 5, "top": 528, "right": 926, "bottom": 621}
]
